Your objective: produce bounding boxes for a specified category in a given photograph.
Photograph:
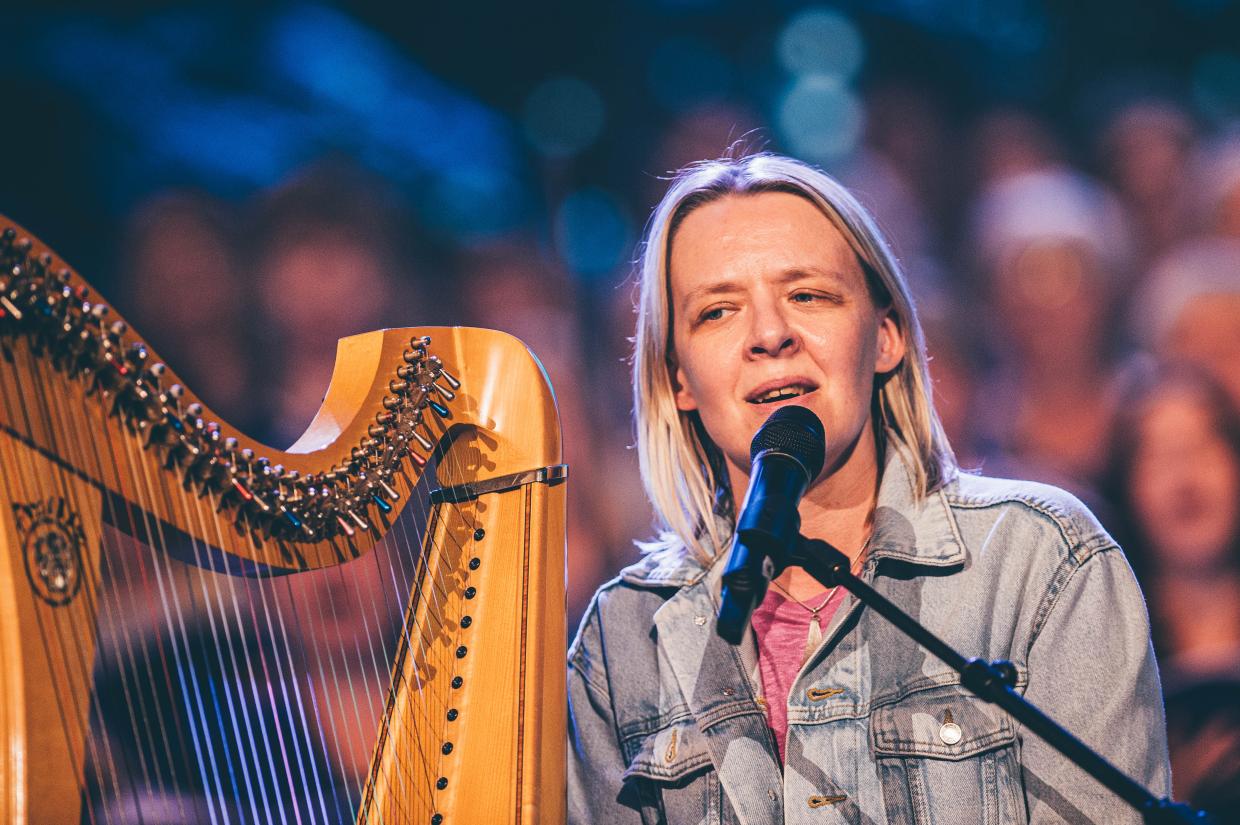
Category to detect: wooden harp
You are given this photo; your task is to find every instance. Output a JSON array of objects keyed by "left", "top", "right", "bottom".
[{"left": 0, "top": 218, "right": 567, "bottom": 823}]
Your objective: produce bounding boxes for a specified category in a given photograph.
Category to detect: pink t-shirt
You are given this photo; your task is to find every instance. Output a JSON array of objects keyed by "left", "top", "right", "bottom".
[{"left": 750, "top": 584, "right": 847, "bottom": 764}]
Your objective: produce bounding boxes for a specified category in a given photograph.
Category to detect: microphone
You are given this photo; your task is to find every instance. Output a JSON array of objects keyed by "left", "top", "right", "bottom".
[{"left": 716, "top": 405, "right": 826, "bottom": 645}]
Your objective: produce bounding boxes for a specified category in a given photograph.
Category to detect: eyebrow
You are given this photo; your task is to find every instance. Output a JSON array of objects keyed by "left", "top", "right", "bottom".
[{"left": 680, "top": 266, "right": 848, "bottom": 306}]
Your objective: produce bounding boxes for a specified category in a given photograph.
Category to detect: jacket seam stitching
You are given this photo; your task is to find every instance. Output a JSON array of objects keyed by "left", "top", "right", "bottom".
[{"left": 1028, "top": 546, "right": 1118, "bottom": 647}]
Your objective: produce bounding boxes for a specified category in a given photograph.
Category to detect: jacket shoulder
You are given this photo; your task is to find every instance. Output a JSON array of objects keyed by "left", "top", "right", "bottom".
[{"left": 943, "top": 472, "right": 1116, "bottom": 559}]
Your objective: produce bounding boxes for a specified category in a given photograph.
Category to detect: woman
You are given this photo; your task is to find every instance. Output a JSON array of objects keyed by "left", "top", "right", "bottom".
[
  {"left": 568, "top": 153, "right": 1169, "bottom": 824},
  {"left": 1103, "top": 361, "right": 1240, "bottom": 680}
]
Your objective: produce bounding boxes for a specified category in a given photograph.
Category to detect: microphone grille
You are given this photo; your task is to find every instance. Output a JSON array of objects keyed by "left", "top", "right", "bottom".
[{"left": 749, "top": 405, "right": 826, "bottom": 480}]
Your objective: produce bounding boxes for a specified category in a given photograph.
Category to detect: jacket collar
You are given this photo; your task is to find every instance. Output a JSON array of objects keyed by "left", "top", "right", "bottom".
[{"left": 619, "top": 438, "right": 966, "bottom": 589}]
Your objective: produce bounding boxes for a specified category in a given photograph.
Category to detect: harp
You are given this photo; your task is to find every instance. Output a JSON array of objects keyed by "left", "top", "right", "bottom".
[{"left": 0, "top": 218, "right": 567, "bottom": 824}]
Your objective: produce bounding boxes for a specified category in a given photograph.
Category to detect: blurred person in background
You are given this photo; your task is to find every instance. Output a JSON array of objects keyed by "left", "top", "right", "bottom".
[
  {"left": 1132, "top": 236, "right": 1240, "bottom": 408},
  {"left": 120, "top": 190, "right": 259, "bottom": 433},
  {"left": 1164, "top": 678, "right": 1240, "bottom": 820},
  {"left": 1095, "top": 97, "right": 1197, "bottom": 270},
  {"left": 968, "top": 107, "right": 1063, "bottom": 188},
  {"left": 1103, "top": 360, "right": 1240, "bottom": 680},
  {"left": 248, "top": 160, "right": 428, "bottom": 448},
  {"left": 1192, "top": 131, "right": 1240, "bottom": 241},
  {"left": 970, "top": 166, "right": 1132, "bottom": 490}
]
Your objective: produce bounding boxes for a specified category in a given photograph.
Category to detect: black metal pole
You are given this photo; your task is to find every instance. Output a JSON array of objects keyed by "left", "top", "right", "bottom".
[{"left": 784, "top": 537, "right": 1212, "bottom": 825}]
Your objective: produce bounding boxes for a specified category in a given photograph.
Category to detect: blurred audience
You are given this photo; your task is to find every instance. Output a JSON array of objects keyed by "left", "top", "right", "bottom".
[
  {"left": 1164, "top": 677, "right": 1240, "bottom": 818},
  {"left": 1103, "top": 361, "right": 1240, "bottom": 680},
  {"left": 970, "top": 166, "right": 1131, "bottom": 488},
  {"left": 120, "top": 191, "right": 260, "bottom": 434},
  {"left": 1133, "top": 237, "right": 1240, "bottom": 408},
  {"left": 248, "top": 161, "right": 429, "bottom": 448}
]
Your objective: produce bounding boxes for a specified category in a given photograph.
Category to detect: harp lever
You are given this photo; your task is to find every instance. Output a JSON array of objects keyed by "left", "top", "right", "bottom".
[{"left": 430, "top": 464, "right": 568, "bottom": 504}]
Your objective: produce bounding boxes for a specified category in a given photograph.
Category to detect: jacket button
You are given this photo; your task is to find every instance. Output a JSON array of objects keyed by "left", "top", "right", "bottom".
[
  {"left": 767, "top": 789, "right": 777, "bottom": 801},
  {"left": 939, "top": 709, "right": 962, "bottom": 745},
  {"left": 808, "top": 794, "right": 847, "bottom": 807},
  {"left": 722, "top": 687, "right": 736, "bottom": 696}
]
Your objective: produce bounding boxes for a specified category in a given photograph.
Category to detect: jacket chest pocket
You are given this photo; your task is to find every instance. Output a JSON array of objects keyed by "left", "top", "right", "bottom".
[
  {"left": 622, "top": 719, "right": 734, "bottom": 825},
  {"left": 870, "top": 685, "right": 1025, "bottom": 825}
]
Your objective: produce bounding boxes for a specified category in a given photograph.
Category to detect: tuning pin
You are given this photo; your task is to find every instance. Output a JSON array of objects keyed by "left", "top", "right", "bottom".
[
  {"left": 428, "top": 400, "right": 449, "bottom": 418},
  {"left": 432, "top": 382, "right": 456, "bottom": 401},
  {"left": 346, "top": 509, "right": 370, "bottom": 531},
  {"left": 412, "top": 429, "right": 434, "bottom": 451},
  {"left": 377, "top": 478, "right": 400, "bottom": 500},
  {"left": 231, "top": 478, "right": 255, "bottom": 501},
  {"left": 0, "top": 295, "right": 22, "bottom": 320},
  {"left": 408, "top": 450, "right": 427, "bottom": 468},
  {"left": 335, "top": 514, "right": 356, "bottom": 538}
]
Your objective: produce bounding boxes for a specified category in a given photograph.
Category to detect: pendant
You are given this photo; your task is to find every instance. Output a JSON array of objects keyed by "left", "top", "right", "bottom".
[{"left": 802, "top": 615, "right": 823, "bottom": 664}]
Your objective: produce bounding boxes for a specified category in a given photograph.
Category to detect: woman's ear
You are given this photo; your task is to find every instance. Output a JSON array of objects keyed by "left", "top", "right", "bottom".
[
  {"left": 874, "top": 307, "right": 906, "bottom": 374},
  {"left": 671, "top": 358, "right": 698, "bottom": 411}
]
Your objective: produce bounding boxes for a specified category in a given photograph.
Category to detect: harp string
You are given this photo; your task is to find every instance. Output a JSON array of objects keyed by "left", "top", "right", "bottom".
[
  {"left": 22, "top": 347, "right": 129, "bottom": 822},
  {"left": 41, "top": 351, "right": 149, "bottom": 825},
  {"left": 108, "top": 389, "right": 234, "bottom": 823},
  {"left": 81, "top": 364, "right": 192, "bottom": 822},
  {"left": 181, "top": 475, "right": 291, "bottom": 823},
  {"left": 5, "top": 334, "right": 496, "bottom": 823}
]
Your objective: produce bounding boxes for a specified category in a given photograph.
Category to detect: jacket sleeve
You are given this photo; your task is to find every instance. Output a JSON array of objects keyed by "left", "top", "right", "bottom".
[
  {"left": 1020, "top": 545, "right": 1172, "bottom": 823},
  {"left": 567, "top": 593, "right": 645, "bottom": 825}
]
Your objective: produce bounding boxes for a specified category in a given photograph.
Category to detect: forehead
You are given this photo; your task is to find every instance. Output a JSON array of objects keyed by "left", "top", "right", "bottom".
[{"left": 668, "top": 191, "right": 859, "bottom": 290}]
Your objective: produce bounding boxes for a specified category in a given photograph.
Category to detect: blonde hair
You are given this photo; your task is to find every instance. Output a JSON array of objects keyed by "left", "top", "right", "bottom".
[{"left": 633, "top": 153, "right": 955, "bottom": 561}]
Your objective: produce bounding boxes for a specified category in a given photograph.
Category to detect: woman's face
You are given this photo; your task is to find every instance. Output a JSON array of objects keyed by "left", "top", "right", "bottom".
[
  {"left": 667, "top": 191, "right": 905, "bottom": 489},
  {"left": 1129, "top": 386, "right": 1240, "bottom": 570}
]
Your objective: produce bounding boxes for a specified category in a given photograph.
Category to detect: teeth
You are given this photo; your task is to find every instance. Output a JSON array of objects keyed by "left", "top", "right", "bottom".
[{"left": 755, "top": 386, "right": 805, "bottom": 403}]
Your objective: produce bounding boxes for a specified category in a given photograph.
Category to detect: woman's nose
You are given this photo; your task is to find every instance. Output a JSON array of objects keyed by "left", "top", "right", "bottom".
[{"left": 746, "top": 301, "right": 799, "bottom": 358}]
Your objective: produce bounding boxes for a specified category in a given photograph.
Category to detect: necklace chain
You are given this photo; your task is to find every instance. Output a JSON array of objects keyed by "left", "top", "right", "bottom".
[
  {"left": 766, "top": 545, "right": 870, "bottom": 619},
  {"left": 767, "top": 579, "right": 837, "bottom": 617}
]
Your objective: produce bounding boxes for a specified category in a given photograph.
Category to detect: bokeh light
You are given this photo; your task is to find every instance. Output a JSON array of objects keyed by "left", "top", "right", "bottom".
[
  {"left": 522, "top": 76, "right": 606, "bottom": 158},
  {"left": 777, "top": 7, "right": 864, "bottom": 81},
  {"left": 554, "top": 188, "right": 633, "bottom": 277},
  {"left": 776, "top": 74, "right": 864, "bottom": 162}
]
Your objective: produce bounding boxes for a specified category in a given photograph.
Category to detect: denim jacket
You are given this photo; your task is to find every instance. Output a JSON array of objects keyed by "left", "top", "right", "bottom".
[{"left": 568, "top": 447, "right": 1171, "bottom": 824}]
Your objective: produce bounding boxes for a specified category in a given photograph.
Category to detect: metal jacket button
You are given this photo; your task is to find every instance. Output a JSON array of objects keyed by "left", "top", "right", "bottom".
[{"left": 939, "top": 709, "right": 962, "bottom": 745}]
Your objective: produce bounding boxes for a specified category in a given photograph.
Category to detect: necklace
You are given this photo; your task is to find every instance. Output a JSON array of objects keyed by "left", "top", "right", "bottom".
[{"left": 767, "top": 549, "right": 868, "bottom": 664}]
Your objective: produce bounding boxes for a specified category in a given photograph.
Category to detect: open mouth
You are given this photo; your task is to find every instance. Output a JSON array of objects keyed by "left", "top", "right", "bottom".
[{"left": 746, "top": 383, "right": 817, "bottom": 404}]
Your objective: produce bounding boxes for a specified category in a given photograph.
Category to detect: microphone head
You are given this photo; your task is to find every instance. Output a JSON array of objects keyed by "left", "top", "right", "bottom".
[{"left": 750, "top": 405, "right": 826, "bottom": 481}]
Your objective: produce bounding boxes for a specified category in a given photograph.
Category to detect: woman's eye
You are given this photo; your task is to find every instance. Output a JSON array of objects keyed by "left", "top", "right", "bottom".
[
  {"left": 701, "top": 306, "right": 726, "bottom": 322},
  {"left": 792, "top": 292, "right": 817, "bottom": 303}
]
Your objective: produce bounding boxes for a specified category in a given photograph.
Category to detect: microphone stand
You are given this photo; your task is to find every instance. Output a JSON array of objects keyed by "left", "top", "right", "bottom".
[{"left": 778, "top": 535, "right": 1213, "bottom": 825}]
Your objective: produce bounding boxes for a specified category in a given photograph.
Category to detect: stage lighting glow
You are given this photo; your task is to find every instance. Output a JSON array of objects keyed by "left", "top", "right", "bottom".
[
  {"left": 647, "top": 36, "right": 734, "bottom": 112},
  {"left": 776, "top": 75, "right": 863, "bottom": 162},
  {"left": 1193, "top": 52, "right": 1240, "bottom": 122},
  {"left": 523, "top": 77, "right": 606, "bottom": 158},
  {"left": 777, "top": 7, "right": 864, "bottom": 81},
  {"left": 554, "top": 188, "right": 633, "bottom": 277}
]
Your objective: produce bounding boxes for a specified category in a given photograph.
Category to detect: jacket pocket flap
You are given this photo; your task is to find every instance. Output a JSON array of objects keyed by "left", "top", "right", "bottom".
[
  {"left": 623, "top": 719, "right": 713, "bottom": 782},
  {"left": 871, "top": 684, "right": 1015, "bottom": 761}
]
